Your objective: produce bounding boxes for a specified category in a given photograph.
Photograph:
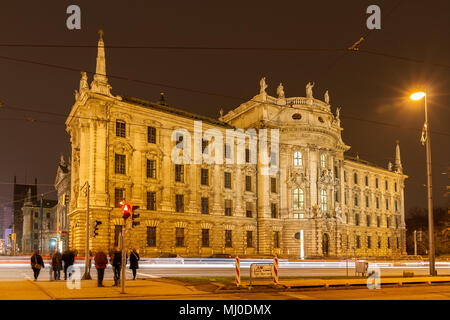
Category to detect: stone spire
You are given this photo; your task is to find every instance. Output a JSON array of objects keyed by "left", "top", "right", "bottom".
[
  {"left": 395, "top": 140, "right": 403, "bottom": 173},
  {"left": 24, "top": 187, "right": 33, "bottom": 206},
  {"left": 90, "top": 29, "right": 112, "bottom": 96}
]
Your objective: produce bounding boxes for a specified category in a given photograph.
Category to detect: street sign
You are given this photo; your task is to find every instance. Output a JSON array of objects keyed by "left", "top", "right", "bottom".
[{"left": 250, "top": 264, "right": 273, "bottom": 278}]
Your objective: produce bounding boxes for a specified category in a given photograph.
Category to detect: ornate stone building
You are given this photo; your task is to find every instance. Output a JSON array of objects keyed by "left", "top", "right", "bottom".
[
  {"left": 66, "top": 32, "right": 407, "bottom": 258},
  {"left": 54, "top": 154, "right": 71, "bottom": 251}
]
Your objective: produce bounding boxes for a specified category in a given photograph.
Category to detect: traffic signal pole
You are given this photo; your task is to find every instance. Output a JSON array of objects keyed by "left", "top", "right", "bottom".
[{"left": 121, "top": 217, "right": 126, "bottom": 294}]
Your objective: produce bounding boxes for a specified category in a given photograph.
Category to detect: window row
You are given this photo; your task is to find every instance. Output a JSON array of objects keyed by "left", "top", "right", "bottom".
[{"left": 116, "top": 120, "right": 157, "bottom": 144}]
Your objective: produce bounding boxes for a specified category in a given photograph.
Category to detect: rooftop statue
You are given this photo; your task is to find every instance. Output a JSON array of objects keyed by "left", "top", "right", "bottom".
[
  {"left": 260, "top": 77, "right": 267, "bottom": 94},
  {"left": 324, "top": 90, "right": 330, "bottom": 104},
  {"left": 306, "top": 82, "right": 314, "bottom": 98},
  {"left": 277, "top": 83, "right": 285, "bottom": 98}
]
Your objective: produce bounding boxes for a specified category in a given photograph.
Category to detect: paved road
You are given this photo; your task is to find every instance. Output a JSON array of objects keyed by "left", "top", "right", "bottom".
[{"left": 1, "top": 264, "right": 449, "bottom": 281}]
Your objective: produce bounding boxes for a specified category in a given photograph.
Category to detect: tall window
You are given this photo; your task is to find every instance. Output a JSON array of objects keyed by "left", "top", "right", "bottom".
[
  {"left": 293, "top": 188, "right": 304, "bottom": 210},
  {"left": 294, "top": 151, "right": 302, "bottom": 166},
  {"left": 202, "top": 139, "right": 209, "bottom": 154},
  {"left": 376, "top": 197, "right": 380, "bottom": 209},
  {"left": 354, "top": 194, "right": 359, "bottom": 207},
  {"left": 175, "top": 164, "right": 184, "bottom": 182},
  {"left": 366, "top": 215, "right": 371, "bottom": 227},
  {"left": 378, "top": 236, "right": 382, "bottom": 249},
  {"left": 270, "top": 177, "right": 277, "bottom": 193},
  {"left": 344, "top": 171, "right": 347, "bottom": 182},
  {"left": 377, "top": 216, "right": 381, "bottom": 227},
  {"left": 246, "top": 202, "right": 253, "bottom": 218},
  {"left": 147, "top": 159, "right": 156, "bottom": 179},
  {"left": 245, "top": 176, "right": 252, "bottom": 192},
  {"left": 115, "top": 154, "right": 126, "bottom": 174},
  {"left": 365, "top": 196, "right": 369, "bottom": 208},
  {"left": 114, "top": 188, "right": 125, "bottom": 208},
  {"left": 147, "top": 191, "right": 156, "bottom": 211},
  {"left": 224, "top": 143, "right": 231, "bottom": 159},
  {"left": 114, "top": 225, "right": 122, "bottom": 247},
  {"left": 246, "top": 231, "right": 253, "bottom": 248},
  {"left": 320, "top": 154, "right": 326, "bottom": 168},
  {"left": 395, "top": 200, "right": 398, "bottom": 212},
  {"left": 201, "top": 229, "right": 210, "bottom": 247},
  {"left": 148, "top": 126, "right": 156, "bottom": 144},
  {"left": 116, "top": 120, "right": 126, "bottom": 137},
  {"left": 354, "top": 172, "right": 358, "bottom": 185},
  {"left": 273, "top": 231, "right": 280, "bottom": 248},
  {"left": 176, "top": 228, "right": 184, "bottom": 247},
  {"left": 386, "top": 199, "right": 389, "bottom": 210},
  {"left": 386, "top": 217, "right": 390, "bottom": 228},
  {"left": 271, "top": 203, "right": 278, "bottom": 218},
  {"left": 201, "top": 197, "right": 209, "bottom": 214},
  {"left": 201, "top": 168, "right": 209, "bottom": 186},
  {"left": 147, "top": 227, "right": 156, "bottom": 247},
  {"left": 355, "top": 213, "right": 360, "bottom": 226},
  {"left": 365, "top": 176, "right": 369, "bottom": 186},
  {"left": 385, "top": 180, "right": 389, "bottom": 190},
  {"left": 175, "top": 194, "right": 184, "bottom": 213},
  {"left": 245, "top": 148, "right": 250, "bottom": 163},
  {"left": 356, "top": 235, "right": 361, "bottom": 248},
  {"left": 224, "top": 172, "right": 232, "bottom": 189},
  {"left": 320, "top": 190, "right": 327, "bottom": 211},
  {"left": 375, "top": 178, "right": 379, "bottom": 188},
  {"left": 368, "top": 236, "right": 372, "bottom": 249},
  {"left": 395, "top": 182, "right": 398, "bottom": 192},
  {"left": 225, "top": 199, "right": 232, "bottom": 216},
  {"left": 225, "top": 230, "right": 232, "bottom": 247},
  {"left": 387, "top": 237, "right": 391, "bottom": 249}
]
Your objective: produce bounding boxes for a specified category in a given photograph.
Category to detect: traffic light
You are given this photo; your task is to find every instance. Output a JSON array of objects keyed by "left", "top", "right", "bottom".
[
  {"left": 131, "top": 206, "right": 140, "bottom": 228},
  {"left": 122, "top": 203, "right": 131, "bottom": 220},
  {"left": 93, "top": 220, "right": 102, "bottom": 237}
]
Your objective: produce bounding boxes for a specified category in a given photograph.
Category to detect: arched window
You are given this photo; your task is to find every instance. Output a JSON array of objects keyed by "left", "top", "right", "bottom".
[
  {"left": 320, "top": 154, "right": 326, "bottom": 168},
  {"left": 293, "top": 188, "right": 304, "bottom": 210},
  {"left": 293, "top": 151, "right": 302, "bottom": 166},
  {"left": 320, "top": 189, "right": 328, "bottom": 211}
]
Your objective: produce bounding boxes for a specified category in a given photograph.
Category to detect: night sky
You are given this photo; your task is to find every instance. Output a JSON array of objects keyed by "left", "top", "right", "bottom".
[{"left": 0, "top": 0, "right": 448, "bottom": 215}]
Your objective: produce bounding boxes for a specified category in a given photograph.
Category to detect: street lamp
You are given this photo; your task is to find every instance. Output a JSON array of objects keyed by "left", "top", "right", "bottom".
[{"left": 410, "top": 91, "right": 436, "bottom": 276}]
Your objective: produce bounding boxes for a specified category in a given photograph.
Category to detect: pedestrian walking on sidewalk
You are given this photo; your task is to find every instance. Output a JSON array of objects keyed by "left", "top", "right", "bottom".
[
  {"left": 51, "top": 249, "right": 62, "bottom": 280},
  {"left": 62, "top": 248, "right": 76, "bottom": 280},
  {"left": 30, "top": 250, "right": 44, "bottom": 281},
  {"left": 94, "top": 249, "right": 108, "bottom": 287},
  {"left": 129, "top": 248, "right": 140, "bottom": 280},
  {"left": 111, "top": 247, "right": 122, "bottom": 286}
]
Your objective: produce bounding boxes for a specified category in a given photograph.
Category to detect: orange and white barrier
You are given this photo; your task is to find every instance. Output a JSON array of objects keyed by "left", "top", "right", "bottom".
[
  {"left": 273, "top": 256, "right": 279, "bottom": 285},
  {"left": 235, "top": 256, "right": 241, "bottom": 287}
]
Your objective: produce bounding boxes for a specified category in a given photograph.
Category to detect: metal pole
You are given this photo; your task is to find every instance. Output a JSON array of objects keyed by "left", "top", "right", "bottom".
[
  {"left": 414, "top": 230, "right": 417, "bottom": 256},
  {"left": 121, "top": 218, "right": 126, "bottom": 294},
  {"left": 82, "top": 182, "right": 91, "bottom": 280},
  {"left": 39, "top": 195, "right": 43, "bottom": 254},
  {"left": 424, "top": 94, "right": 436, "bottom": 276}
]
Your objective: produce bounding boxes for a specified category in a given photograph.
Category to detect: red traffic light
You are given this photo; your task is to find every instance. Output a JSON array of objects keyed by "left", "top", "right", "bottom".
[{"left": 122, "top": 203, "right": 131, "bottom": 219}]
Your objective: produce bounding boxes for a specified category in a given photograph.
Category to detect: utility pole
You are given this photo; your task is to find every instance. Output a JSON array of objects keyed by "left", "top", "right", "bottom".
[
  {"left": 121, "top": 217, "right": 126, "bottom": 294},
  {"left": 39, "top": 194, "right": 43, "bottom": 254},
  {"left": 81, "top": 182, "right": 91, "bottom": 280},
  {"left": 414, "top": 230, "right": 417, "bottom": 256}
]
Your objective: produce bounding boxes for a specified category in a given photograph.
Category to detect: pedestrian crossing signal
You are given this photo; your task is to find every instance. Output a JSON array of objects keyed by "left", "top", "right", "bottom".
[{"left": 131, "top": 206, "right": 140, "bottom": 228}]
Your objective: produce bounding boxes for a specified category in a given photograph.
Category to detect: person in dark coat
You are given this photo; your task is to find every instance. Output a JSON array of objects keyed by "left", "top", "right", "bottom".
[
  {"left": 94, "top": 249, "right": 108, "bottom": 287},
  {"left": 51, "top": 249, "right": 63, "bottom": 280},
  {"left": 30, "top": 250, "right": 45, "bottom": 281},
  {"left": 62, "top": 249, "right": 75, "bottom": 280},
  {"left": 111, "top": 248, "right": 122, "bottom": 286},
  {"left": 129, "top": 248, "right": 140, "bottom": 280}
]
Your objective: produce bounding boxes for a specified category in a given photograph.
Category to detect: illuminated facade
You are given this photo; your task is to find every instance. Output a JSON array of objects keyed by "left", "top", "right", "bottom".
[{"left": 66, "top": 32, "right": 407, "bottom": 258}]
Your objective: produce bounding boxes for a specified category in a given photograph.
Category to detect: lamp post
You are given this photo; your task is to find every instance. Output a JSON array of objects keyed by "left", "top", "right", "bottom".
[
  {"left": 410, "top": 91, "right": 436, "bottom": 276},
  {"left": 81, "top": 182, "right": 92, "bottom": 280}
]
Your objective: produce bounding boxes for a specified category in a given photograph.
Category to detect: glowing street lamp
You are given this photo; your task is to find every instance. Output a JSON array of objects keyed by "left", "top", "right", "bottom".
[{"left": 410, "top": 91, "right": 436, "bottom": 276}]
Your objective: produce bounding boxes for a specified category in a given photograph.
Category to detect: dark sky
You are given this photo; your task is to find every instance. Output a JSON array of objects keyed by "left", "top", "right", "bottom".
[{"left": 0, "top": 0, "right": 448, "bottom": 215}]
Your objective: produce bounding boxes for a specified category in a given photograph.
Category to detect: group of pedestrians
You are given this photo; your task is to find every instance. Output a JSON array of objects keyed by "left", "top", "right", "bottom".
[
  {"left": 30, "top": 248, "right": 77, "bottom": 281},
  {"left": 31, "top": 247, "right": 140, "bottom": 285},
  {"left": 94, "top": 247, "right": 140, "bottom": 287}
]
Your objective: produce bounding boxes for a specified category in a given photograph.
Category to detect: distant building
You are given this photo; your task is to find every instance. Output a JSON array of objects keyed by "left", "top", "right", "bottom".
[
  {"left": 21, "top": 188, "right": 58, "bottom": 254},
  {"left": 54, "top": 154, "right": 71, "bottom": 251},
  {"left": 0, "top": 205, "right": 13, "bottom": 242},
  {"left": 13, "top": 177, "right": 37, "bottom": 252}
]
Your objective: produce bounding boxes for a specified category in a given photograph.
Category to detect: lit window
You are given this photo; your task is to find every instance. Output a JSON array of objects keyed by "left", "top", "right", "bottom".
[
  {"left": 293, "top": 188, "right": 304, "bottom": 210},
  {"left": 116, "top": 120, "right": 126, "bottom": 138},
  {"left": 320, "top": 154, "right": 326, "bottom": 168},
  {"left": 294, "top": 151, "right": 302, "bottom": 166},
  {"left": 320, "top": 190, "right": 327, "bottom": 211}
]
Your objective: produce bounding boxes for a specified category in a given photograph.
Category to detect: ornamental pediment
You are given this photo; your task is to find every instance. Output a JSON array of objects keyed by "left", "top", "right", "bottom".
[{"left": 287, "top": 169, "right": 309, "bottom": 187}]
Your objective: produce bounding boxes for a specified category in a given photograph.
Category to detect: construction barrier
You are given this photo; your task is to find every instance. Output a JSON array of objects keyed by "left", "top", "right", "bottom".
[
  {"left": 273, "top": 256, "right": 279, "bottom": 285},
  {"left": 235, "top": 256, "right": 240, "bottom": 287}
]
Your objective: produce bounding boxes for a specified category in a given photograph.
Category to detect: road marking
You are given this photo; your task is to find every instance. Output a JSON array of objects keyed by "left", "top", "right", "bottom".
[{"left": 125, "top": 270, "right": 160, "bottom": 278}]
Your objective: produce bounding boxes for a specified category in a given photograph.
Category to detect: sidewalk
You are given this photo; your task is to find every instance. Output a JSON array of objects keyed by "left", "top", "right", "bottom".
[{"left": 0, "top": 278, "right": 210, "bottom": 300}]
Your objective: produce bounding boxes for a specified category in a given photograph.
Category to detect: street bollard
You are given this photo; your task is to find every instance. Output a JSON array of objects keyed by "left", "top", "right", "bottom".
[{"left": 235, "top": 256, "right": 240, "bottom": 287}]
